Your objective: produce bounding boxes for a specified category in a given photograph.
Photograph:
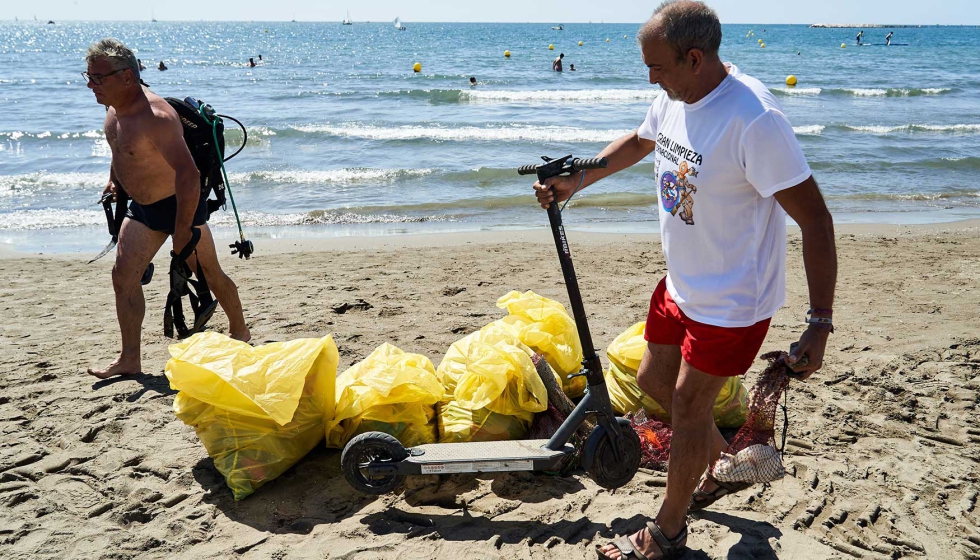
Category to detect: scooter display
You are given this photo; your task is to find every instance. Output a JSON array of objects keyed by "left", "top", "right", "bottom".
[{"left": 340, "top": 155, "right": 641, "bottom": 494}]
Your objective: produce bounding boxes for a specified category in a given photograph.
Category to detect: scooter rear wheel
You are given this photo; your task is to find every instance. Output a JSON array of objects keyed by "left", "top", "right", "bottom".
[
  {"left": 587, "top": 422, "right": 641, "bottom": 489},
  {"left": 342, "top": 431, "right": 408, "bottom": 495}
]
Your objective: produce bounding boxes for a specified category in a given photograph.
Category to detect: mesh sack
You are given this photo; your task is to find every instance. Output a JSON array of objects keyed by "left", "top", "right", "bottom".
[
  {"left": 630, "top": 409, "right": 673, "bottom": 470},
  {"left": 709, "top": 351, "right": 792, "bottom": 484}
]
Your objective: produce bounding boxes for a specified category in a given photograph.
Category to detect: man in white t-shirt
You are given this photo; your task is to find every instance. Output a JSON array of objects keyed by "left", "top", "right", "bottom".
[{"left": 533, "top": 2, "right": 837, "bottom": 558}]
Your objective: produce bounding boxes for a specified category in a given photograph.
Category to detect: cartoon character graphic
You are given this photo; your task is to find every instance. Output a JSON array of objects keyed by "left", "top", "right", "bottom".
[
  {"left": 660, "top": 170, "right": 679, "bottom": 213},
  {"left": 670, "top": 161, "right": 698, "bottom": 225}
]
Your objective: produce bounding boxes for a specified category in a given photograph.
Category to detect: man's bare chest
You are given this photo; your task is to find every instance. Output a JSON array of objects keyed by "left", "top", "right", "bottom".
[{"left": 105, "top": 118, "right": 155, "bottom": 162}]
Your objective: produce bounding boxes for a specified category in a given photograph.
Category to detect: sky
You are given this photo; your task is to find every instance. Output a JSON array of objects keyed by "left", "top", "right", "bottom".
[{"left": 2, "top": 0, "right": 978, "bottom": 25}]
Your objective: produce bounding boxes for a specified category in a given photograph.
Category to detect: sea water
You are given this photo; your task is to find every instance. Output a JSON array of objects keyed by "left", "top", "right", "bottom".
[{"left": 1, "top": 22, "right": 979, "bottom": 252}]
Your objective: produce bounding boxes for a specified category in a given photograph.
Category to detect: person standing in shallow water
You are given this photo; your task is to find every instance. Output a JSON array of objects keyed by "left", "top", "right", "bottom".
[
  {"left": 532, "top": 2, "right": 837, "bottom": 557},
  {"left": 552, "top": 52, "right": 564, "bottom": 71},
  {"left": 83, "top": 38, "right": 250, "bottom": 379}
]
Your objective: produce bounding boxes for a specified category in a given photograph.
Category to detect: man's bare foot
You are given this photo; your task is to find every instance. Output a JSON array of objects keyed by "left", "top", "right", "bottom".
[
  {"left": 231, "top": 327, "right": 251, "bottom": 344},
  {"left": 87, "top": 357, "right": 141, "bottom": 379}
]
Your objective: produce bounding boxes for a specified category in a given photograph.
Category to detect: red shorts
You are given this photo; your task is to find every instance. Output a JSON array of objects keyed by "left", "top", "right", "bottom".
[{"left": 643, "top": 278, "right": 771, "bottom": 377}]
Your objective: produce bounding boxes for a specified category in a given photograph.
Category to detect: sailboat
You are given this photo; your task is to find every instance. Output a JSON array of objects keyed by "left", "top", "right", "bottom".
[
  {"left": 394, "top": 17, "right": 406, "bottom": 30},
  {"left": 342, "top": 10, "right": 352, "bottom": 25}
]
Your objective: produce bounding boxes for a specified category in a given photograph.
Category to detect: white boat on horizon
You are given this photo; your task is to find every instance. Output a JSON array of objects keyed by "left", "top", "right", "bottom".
[
  {"left": 342, "top": 10, "right": 352, "bottom": 25},
  {"left": 394, "top": 17, "right": 406, "bottom": 30}
]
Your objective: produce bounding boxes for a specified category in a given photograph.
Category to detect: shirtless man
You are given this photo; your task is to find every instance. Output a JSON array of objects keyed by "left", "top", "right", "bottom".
[
  {"left": 83, "top": 38, "right": 249, "bottom": 379},
  {"left": 552, "top": 52, "right": 564, "bottom": 72}
]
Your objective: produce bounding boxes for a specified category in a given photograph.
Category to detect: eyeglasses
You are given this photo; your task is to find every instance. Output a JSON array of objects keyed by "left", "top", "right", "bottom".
[{"left": 81, "top": 68, "right": 127, "bottom": 85}]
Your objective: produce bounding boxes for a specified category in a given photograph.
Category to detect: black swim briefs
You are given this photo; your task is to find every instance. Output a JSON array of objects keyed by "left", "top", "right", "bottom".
[{"left": 126, "top": 192, "right": 208, "bottom": 235}]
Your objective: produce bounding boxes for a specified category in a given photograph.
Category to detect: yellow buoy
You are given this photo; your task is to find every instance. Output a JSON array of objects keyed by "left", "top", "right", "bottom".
[
  {"left": 606, "top": 38, "right": 610, "bottom": 42},
  {"left": 760, "top": 43, "right": 766, "bottom": 48},
  {"left": 624, "top": 35, "right": 628, "bottom": 39},
  {"left": 758, "top": 38, "right": 763, "bottom": 43},
  {"left": 841, "top": 43, "right": 847, "bottom": 49},
  {"left": 413, "top": 62, "right": 421, "bottom": 73},
  {"left": 549, "top": 44, "right": 554, "bottom": 50},
  {"left": 786, "top": 75, "right": 797, "bottom": 86},
  {"left": 504, "top": 50, "right": 511, "bottom": 58},
  {"left": 578, "top": 40, "right": 583, "bottom": 46}
]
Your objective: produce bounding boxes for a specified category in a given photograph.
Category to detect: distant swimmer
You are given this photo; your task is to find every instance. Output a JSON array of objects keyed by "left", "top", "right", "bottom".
[
  {"left": 137, "top": 58, "right": 146, "bottom": 71},
  {"left": 552, "top": 52, "right": 564, "bottom": 72},
  {"left": 258, "top": 54, "right": 263, "bottom": 61},
  {"left": 856, "top": 30, "right": 864, "bottom": 45},
  {"left": 569, "top": 63, "right": 576, "bottom": 71},
  {"left": 469, "top": 76, "right": 476, "bottom": 86},
  {"left": 249, "top": 57, "right": 256, "bottom": 67},
  {"left": 157, "top": 60, "right": 167, "bottom": 71},
  {"left": 885, "top": 32, "right": 894, "bottom": 46}
]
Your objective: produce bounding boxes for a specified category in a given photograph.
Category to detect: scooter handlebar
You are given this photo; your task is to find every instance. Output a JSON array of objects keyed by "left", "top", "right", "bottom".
[
  {"left": 517, "top": 157, "right": 608, "bottom": 177},
  {"left": 571, "top": 157, "right": 608, "bottom": 171}
]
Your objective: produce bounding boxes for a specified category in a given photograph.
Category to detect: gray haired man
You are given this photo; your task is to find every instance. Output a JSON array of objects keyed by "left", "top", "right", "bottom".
[
  {"left": 83, "top": 38, "right": 249, "bottom": 379},
  {"left": 533, "top": 2, "right": 837, "bottom": 558}
]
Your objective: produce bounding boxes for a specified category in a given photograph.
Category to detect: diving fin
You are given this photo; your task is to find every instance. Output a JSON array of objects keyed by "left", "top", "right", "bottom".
[{"left": 141, "top": 263, "right": 154, "bottom": 286}]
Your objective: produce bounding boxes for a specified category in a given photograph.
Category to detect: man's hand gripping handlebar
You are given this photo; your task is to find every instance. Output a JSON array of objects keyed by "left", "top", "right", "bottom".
[{"left": 520, "top": 155, "right": 608, "bottom": 210}]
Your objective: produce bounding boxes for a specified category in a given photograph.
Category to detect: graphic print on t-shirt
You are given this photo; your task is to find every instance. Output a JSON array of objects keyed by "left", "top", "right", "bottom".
[{"left": 659, "top": 161, "right": 699, "bottom": 225}]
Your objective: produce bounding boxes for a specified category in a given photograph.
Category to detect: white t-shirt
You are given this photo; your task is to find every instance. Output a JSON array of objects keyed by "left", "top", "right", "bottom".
[{"left": 637, "top": 63, "right": 811, "bottom": 328}]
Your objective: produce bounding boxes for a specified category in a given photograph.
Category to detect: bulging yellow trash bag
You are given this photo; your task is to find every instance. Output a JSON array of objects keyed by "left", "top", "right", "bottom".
[
  {"left": 490, "top": 290, "right": 586, "bottom": 398},
  {"left": 437, "top": 323, "right": 548, "bottom": 424},
  {"left": 437, "top": 399, "right": 528, "bottom": 443},
  {"left": 604, "top": 322, "right": 748, "bottom": 428},
  {"left": 325, "top": 343, "right": 444, "bottom": 448},
  {"left": 165, "top": 332, "right": 338, "bottom": 500}
]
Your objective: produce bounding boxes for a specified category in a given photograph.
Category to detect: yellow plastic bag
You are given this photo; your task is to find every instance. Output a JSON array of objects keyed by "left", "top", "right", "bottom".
[
  {"left": 437, "top": 400, "right": 528, "bottom": 443},
  {"left": 165, "top": 332, "right": 338, "bottom": 500},
  {"left": 437, "top": 323, "right": 548, "bottom": 424},
  {"left": 604, "top": 322, "right": 748, "bottom": 428},
  {"left": 490, "top": 290, "right": 586, "bottom": 398},
  {"left": 325, "top": 343, "right": 444, "bottom": 448}
]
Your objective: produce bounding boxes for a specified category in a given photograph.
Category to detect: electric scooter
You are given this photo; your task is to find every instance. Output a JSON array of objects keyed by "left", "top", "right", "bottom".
[{"left": 340, "top": 155, "right": 642, "bottom": 494}]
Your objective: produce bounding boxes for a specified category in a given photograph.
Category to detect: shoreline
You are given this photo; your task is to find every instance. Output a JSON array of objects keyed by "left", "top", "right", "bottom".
[{"left": 3, "top": 217, "right": 979, "bottom": 259}]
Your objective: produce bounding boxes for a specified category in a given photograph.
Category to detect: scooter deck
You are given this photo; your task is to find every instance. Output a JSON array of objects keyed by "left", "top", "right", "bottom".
[{"left": 401, "top": 439, "right": 573, "bottom": 475}]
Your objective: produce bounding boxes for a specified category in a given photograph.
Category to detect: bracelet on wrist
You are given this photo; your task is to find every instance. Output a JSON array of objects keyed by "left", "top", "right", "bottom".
[{"left": 805, "top": 313, "right": 834, "bottom": 333}]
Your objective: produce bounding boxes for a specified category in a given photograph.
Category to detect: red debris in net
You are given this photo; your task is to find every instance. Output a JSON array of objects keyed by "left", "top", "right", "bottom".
[
  {"left": 629, "top": 350, "right": 795, "bottom": 471},
  {"left": 630, "top": 410, "right": 673, "bottom": 470}
]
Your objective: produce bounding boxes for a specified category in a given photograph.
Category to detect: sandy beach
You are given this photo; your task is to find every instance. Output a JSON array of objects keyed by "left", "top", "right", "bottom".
[{"left": 2, "top": 221, "right": 979, "bottom": 559}]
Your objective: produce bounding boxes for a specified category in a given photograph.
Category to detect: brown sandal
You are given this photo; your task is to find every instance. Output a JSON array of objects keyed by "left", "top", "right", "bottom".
[
  {"left": 595, "top": 520, "right": 688, "bottom": 560},
  {"left": 689, "top": 471, "right": 753, "bottom": 513}
]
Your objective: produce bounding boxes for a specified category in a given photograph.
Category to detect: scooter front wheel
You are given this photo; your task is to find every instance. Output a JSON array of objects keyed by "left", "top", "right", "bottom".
[
  {"left": 587, "top": 422, "right": 641, "bottom": 489},
  {"left": 341, "top": 431, "right": 408, "bottom": 495}
]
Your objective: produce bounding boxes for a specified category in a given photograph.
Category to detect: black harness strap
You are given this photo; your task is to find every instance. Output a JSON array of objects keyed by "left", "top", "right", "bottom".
[{"left": 164, "top": 228, "right": 217, "bottom": 339}]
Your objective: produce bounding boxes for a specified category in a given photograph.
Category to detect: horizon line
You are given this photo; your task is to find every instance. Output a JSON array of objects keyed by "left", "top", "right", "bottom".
[{"left": 3, "top": 19, "right": 979, "bottom": 26}]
